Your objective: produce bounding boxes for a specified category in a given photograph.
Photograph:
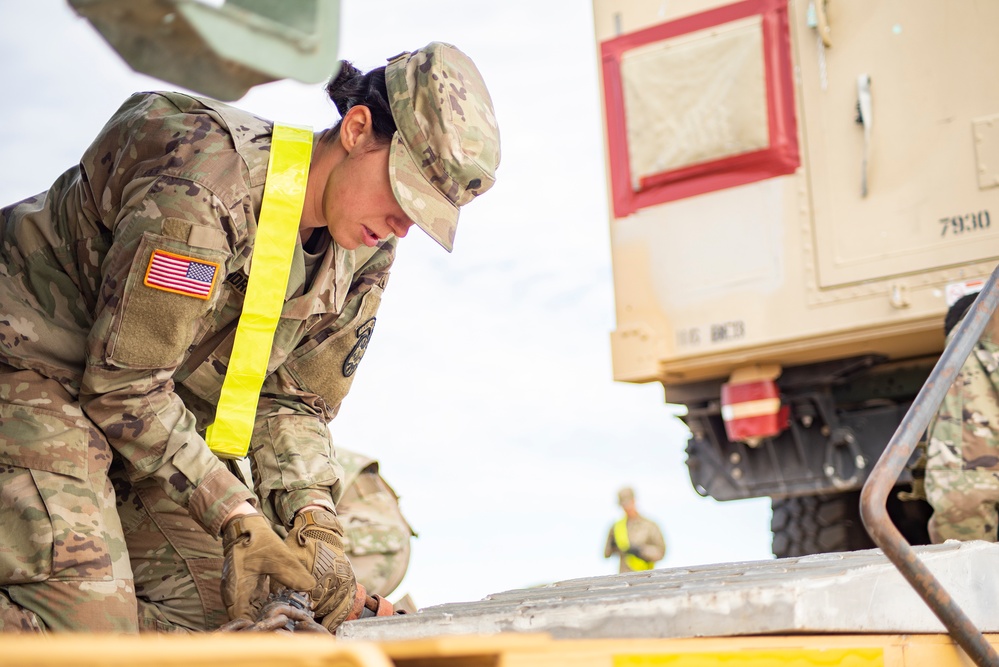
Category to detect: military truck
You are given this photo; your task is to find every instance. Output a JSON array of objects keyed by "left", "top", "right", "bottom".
[{"left": 590, "top": 0, "right": 999, "bottom": 557}]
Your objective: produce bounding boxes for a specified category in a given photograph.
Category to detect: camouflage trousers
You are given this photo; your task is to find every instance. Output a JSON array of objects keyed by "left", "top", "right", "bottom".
[
  {"left": 0, "top": 364, "right": 413, "bottom": 632},
  {"left": 925, "top": 468, "right": 999, "bottom": 542},
  {"left": 0, "top": 364, "right": 228, "bottom": 633}
]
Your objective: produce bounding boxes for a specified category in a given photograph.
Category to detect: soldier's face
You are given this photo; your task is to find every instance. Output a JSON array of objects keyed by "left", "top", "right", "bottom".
[{"left": 322, "top": 140, "right": 414, "bottom": 250}]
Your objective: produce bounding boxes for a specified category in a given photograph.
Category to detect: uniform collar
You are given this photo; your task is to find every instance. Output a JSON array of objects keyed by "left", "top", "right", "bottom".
[{"left": 281, "top": 233, "right": 355, "bottom": 320}]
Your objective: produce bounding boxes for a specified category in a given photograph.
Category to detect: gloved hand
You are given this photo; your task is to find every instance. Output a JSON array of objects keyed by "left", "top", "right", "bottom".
[
  {"left": 285, "top": 509, "right": 357, "bottom": 632},
  {"left": 221, "top": 513, "right": 317, "bottom": 621}
]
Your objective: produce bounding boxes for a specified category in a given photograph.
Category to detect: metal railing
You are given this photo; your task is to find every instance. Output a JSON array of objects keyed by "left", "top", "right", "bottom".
[{"left": 860, "top": 264, "right": 999, "bottom": 667}]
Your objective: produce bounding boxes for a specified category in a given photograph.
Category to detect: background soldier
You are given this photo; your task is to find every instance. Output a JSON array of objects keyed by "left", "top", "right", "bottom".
[
  {"left": 925, "top": 293, "right": 999, "bottom": 543},
  {"left": 331, "top": 448, "right": 415, "bottom": 599},
  {"left": 604, "top": 487, "right": 666, "bottom": 573}
]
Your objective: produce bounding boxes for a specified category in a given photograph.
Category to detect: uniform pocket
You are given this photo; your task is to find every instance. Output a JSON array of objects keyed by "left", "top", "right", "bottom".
[
  {"left": 0, "top": 404, "right": 118, "bottom": 583},
  {"left": 283, "top": 286, "right": 382, "bottom": 412},
  {"left": 0, "top": 403, "right": 88, "bottom": 479},
  {"left": 0, "top": 404, "right": 93, "bottom": 582},
  {"left": 108, "top": 232, "right": 227, "bottom": 369},
  {"left": 0, "top": 467, "right": 54, "bottom": 583}
]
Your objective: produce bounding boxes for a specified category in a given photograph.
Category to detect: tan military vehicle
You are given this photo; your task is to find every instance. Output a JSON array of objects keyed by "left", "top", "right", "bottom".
[{"left": 592, "top": 0, "right": 999, "bottom": 556}]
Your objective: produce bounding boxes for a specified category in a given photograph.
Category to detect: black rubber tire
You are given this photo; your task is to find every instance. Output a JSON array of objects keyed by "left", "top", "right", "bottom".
[
  {"left": 771, "top": 491, "right": 875, "bottom": 558},
  {"left": 771, "top": 488, "right": 934, "bottom": 558}
]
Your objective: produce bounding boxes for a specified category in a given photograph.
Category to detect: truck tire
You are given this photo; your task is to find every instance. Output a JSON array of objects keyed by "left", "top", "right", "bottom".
[
  {"left": 771, "top": 489, "right": 933, "bottom": 558},
  {"left": 771, "top": 492, "right": 875, "bottom": 558}
]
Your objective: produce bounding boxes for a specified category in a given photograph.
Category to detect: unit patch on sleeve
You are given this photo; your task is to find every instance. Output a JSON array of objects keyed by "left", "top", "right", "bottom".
[
  {"left": 343, "top": 317, "right": 376, "bottom": 377},
  {"left": 143, "top": 249, "right": 220, "bottom": 299}
]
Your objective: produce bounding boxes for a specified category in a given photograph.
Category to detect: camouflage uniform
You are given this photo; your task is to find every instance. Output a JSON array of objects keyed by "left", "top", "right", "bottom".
[
  {"left": 0, "top": 91, "right": 395, "bottom": 632},
  {"left": 322, "top": 448, "right": 414, "bottom": 598},
  {"left": 603, "top": 516, "right": 667, "bottom": 573},
  {"left": 925, "top": 309, "right": 999, "bottom": 543}
]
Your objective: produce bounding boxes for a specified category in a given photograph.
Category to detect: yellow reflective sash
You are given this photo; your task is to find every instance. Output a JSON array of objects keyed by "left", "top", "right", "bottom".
[
  {"left": 614, "top": 517, "right": 654, "bottom": 571},
  {"left": 206, "top": 123, "right": 313, "bottom": 459}
]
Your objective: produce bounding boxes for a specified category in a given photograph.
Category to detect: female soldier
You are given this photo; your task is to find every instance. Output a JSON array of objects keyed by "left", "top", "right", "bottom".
[{"left": 0, "top": 41, "right": 499, "bottom": 633}]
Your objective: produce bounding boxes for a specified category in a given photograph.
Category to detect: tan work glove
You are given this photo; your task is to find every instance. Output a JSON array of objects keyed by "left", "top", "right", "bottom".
[
  {"left": 221, "top": 513, "right": 317, "bottom": 621},
  {"left": 285, "top": 509, "right": 357, "bottom": 632}
]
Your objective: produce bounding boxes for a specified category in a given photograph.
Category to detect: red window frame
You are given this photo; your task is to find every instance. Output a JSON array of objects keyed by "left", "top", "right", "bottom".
[{"left": 600, "top": 0, "right": 799, "bottom": 218}]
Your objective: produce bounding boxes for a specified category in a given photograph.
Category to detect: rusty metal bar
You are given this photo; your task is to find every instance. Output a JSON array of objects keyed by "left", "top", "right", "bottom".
[{"left": 860, "top": 264, "right": 999, "bottom": 667}]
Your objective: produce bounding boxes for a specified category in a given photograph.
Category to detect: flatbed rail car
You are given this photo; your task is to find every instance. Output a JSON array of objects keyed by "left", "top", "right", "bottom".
[{"left": 6, "top": 541, "right": 999, "bottom": 666}]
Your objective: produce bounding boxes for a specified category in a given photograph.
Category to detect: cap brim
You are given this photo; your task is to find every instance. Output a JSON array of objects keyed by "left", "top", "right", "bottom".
[{"left": 388, "top": 132, "right": 459, "bottom": 252}]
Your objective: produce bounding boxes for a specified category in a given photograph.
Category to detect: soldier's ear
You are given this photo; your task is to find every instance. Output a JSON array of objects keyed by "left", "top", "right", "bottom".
[{"left": 339, "top": 106, "right": 374, "bottom": 153}]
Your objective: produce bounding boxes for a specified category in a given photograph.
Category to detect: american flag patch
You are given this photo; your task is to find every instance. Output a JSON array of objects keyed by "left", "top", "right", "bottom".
[{"left": 143, "top": 249, "right": 219, "bottom": 300}]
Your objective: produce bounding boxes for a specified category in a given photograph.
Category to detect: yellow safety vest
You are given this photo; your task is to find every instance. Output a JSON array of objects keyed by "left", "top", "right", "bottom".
[
  {"left": 614, "top": 517, "right": 654, "bottom": 571},
  {"left": 206, "top": 123, "right": 313, "bottom": 459}
]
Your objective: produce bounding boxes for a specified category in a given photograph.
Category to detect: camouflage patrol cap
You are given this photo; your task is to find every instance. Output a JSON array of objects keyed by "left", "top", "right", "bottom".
[{"left": 385, "top": 42, "right": 501, "bottom": 252}]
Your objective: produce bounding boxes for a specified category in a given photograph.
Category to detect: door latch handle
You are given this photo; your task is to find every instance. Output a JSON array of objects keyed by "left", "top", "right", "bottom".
[{"left": 856, "top": 74, "right": 873, "bottom": 197}]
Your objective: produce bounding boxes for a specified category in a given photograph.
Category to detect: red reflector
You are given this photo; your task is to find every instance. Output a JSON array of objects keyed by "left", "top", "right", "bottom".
[{"left": 720, "top": 379, "right": 788, "bottom": 443}]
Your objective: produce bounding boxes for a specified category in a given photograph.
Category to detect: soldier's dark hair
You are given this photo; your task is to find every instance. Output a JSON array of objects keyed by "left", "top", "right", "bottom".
[
  {"left": 944, "top": 292, "right": 980, "bottom": 337},
  {"left": 326, "top": 61, "right": 397, "bottom": 143}
]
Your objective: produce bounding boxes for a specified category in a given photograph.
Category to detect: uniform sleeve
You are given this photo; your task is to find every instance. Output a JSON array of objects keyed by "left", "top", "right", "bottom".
[
  {"left": 979, "top": 307, "right": 999, "bottom": 346},
  {"left": 249, "top": 372, "right": 345, "bottom": 527},
  {"left": 637, "top": 520, "right": 666, "bottom": 562},
  {"left": 604, "top": 526, "right": 617, "bottom": 558},
  {"left": 80, "top": 177, "right": 254, "bottom": 536},
  {"left": 978, "top": 309, "right": 999, "bottom": 387},
  {"left": 251, "top": 240, "right": 396, "bottom": 527}
]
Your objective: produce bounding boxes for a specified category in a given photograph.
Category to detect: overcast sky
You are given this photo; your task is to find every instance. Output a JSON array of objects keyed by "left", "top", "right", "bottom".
[{"left": 0, "top": 1, "right": 773, "bottom": 609}]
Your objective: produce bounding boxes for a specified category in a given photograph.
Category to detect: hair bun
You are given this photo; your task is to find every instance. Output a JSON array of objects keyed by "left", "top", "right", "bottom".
[{"left": 326, "top": 61, "right": 363, "bottom": 116}]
